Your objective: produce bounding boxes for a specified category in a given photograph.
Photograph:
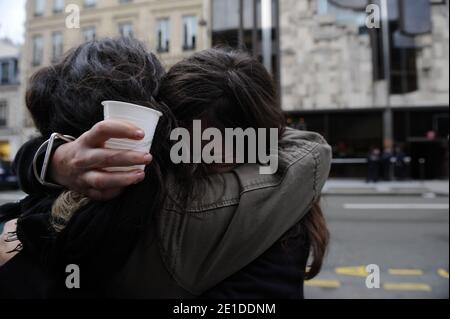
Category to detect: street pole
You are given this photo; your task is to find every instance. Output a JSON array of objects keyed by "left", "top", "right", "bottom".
[
  {"left": 380, "top": 0, "right": 393, "bottom": 149},
  {"left": 252, "top": 0, "right": 258, "bottom": 58},
  {"left": 261, "top": 0, "right": 272, "bottom": 73},
  {"left": 380, "top": 0, "right": 394, "bottom": 181},
  {"left": 238, "top": 0, "right": 244, "bottom": 48}
]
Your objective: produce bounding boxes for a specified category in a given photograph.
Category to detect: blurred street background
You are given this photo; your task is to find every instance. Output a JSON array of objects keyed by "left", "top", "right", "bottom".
[
  {"left": 0, "top": 0, "right": 449, "bottom": 299},
  {"left": 308, "top": 180, "right": 449, "bottom": 299}
]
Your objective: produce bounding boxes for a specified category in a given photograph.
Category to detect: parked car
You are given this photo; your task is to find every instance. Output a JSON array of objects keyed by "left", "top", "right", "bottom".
[{"left": 0, "top": 160, "right": 19, "bottom": 190}]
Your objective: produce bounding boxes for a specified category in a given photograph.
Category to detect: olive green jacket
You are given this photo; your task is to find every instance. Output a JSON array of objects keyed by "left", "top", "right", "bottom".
[{"left": 110, "top": 128, "right": 332, "bottom": 298}]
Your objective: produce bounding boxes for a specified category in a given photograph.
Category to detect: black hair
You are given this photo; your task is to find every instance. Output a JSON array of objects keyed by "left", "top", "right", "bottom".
[{"left": 26, "top": 37, "right": 167, "bottom": 139}]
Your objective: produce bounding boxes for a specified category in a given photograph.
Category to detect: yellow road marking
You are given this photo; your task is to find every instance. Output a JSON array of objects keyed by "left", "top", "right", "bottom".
[
  {"left": 305, "top": 279, "right": 341, "bottom": 288},
  {"left": 388, "top": 269, "right": 424, "bottom": 276},
  {"left": 335, "top": 266, "right": 368, "bottom": 277},
  {"left": 438, "top": 269, "right": 449, "bottom": 279},
  {"left": 383, "top": 282, "right": 432, "bottom": 292}
]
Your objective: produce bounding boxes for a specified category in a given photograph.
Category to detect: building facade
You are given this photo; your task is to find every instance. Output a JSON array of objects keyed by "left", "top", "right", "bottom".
[
  {"left": 207, "top": 0, "right": 449, "bottom": 178},
  {"left": 0, "top": 39, "right": 21, "bottom": 161},
  {"left": 277, "top": 0, "right": 449, "bottom": 179},
  {"left": 15, "top": 0, "right": 450, "bottom": 178},
  {"left": 20, "top": 0, "right": 210, "bottom": 139},
  {"left": 280, "top": 0, "right": 449, "bottom": 110}
]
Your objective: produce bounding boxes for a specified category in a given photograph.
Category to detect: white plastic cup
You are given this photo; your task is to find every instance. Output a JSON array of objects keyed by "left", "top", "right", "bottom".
[{"left": 102, "top": 100, "right": 162, "bottom": 172}]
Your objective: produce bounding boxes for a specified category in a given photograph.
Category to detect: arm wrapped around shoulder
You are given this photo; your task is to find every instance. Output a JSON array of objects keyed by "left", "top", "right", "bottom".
[{"left": 279, "top": 128, "right": 332, "bottom": 203}]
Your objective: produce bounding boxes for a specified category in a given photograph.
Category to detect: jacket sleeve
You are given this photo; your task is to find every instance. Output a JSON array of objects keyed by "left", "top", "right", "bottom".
[{"left": 12, "top": 137, "right": 64, "bottom": 195}]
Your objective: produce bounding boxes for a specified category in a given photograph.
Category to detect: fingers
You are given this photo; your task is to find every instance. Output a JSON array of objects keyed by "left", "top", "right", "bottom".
[
  {"left": 82, "top": 120, "right": 145, "bottom": 147},
  {"left": 0, "top": 219, "right": 20, "bottom": 267},
  {"left": 80, "top": 170, "right": 146, "bottom": 200},
  {"left": 3, "top": 220, "right": 17, "bottom": 234},
  {"left": 81, "top": 148, "right": 152, "bottom": 169},
  {"left": 0, "top": 244, "right": 19, "bottom": 267},
  {"left": 81, "top": 169, "right": 146, "bottom": 191}
]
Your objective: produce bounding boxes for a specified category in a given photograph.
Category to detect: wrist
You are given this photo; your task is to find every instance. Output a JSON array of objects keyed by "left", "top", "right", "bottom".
[
  {"left": 33, "top": 133, "right": 75, "bottom": 189},
  {"left": 49, "top": 142, "right": 72, "bottom": 188}
]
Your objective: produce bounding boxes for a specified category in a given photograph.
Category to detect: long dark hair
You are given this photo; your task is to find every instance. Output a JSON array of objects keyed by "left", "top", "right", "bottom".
[
  {"left": 304, "top": 202, "right": 329, "bottom": 279},
  {"left": 160, "top": 48, "right": 286, "bottom": 182},
  {"left": 26, "top": 37, "right": 170, "bottom": 138},
  {"left": 159, "top": 48, "right": 329, "bottom": 279}
]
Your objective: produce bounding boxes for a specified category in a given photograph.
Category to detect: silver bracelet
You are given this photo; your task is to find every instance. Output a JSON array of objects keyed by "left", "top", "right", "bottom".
[{"left": 32, "top": 133, "right": 76, "bottom": 189}]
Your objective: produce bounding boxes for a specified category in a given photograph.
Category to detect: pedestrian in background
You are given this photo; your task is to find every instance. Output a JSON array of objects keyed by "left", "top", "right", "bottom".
[
  {"left": 394, "top": 146, "right": 408, "bottom": 180},
  {"left": 367, "top": 148, "right": 381, "bottom": 183},
  {"left": 381, "top": 147, "right": 394, "bottom": 181}
]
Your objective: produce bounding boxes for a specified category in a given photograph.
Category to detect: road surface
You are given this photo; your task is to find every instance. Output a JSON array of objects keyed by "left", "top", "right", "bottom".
[{"left": 306, "top": 195, "right": 449, "bottom": 299}]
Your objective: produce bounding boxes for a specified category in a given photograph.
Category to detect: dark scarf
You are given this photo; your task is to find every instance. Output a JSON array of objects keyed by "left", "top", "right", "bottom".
[{"left": 0, "top": 174, "right": 159, "bottom": 298}]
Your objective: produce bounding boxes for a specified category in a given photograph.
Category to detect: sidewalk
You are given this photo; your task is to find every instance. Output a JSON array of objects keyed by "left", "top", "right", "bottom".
[
  {"left": 0, "top": 190, "right": 26, "bottom": 202},
  {"left": 323, "top": 179, "right": 449, "bottom": 196},
  {"left": 1, "top": 181, "right": 449, "bottom": 200}
]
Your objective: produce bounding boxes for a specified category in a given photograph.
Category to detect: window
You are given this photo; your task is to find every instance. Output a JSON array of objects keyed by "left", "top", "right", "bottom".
[
  {"left": 212, "top": 0, "right": 240, "bottom": 48},
  {"left": 32, "top": 35, "right": 44, "bottom": 66},
  {"left": 0, "top": 101, "right": 7, "bottom": 127},
  {"left": 34, "top": 0, "right": 45, "bottom": 16},
  {"left": 212, "top": 0, "right": 280, "bottom": 77},
  {"left": 11, "top": 60, "right": 18, "bottom": 83},
  {"left": 119, "top": 22, "right": 134, "bottom": 38},
  {"left": 52, "top": 32, "right": 64, "bottom": 62},
  {"left": 390, "top": 46, "right": 418, "bottom": 94},
  {"left": 318, "top": 0, "right": 366, "bottom": 26},
  {"left": 156, "top": 18, "right": 170, "bottom": 53},
  {"left": 182, "top": 16, "right": 198, "bottom": 51},
  {"left": 83, "top": 26, "right": 96, "bottom": 42},
  {"left": 0, "top": 60, "right": 18, "bottom": 84},
  {"left": 212, "top": 0, "right": 240, "bottom": 32},
  {"left": 1, "top": 62, "right": 9, "bottom": 84},
  {"left": 370, "top": 21, "right": 418, "bottom": 94},
  {"left": 84, "top": 0, "right": 96, "bottom": 8},
  {"left": 53, "top": 0, "right": 64, "bottom": 13}
]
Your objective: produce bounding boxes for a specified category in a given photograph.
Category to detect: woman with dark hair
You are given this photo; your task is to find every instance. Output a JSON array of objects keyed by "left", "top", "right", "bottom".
[
  {"left": 158, "top": 48, "right": 329, "bottom": 283},
  {"left": 0, "top": 42, "right": 331, "bottom": 298},
  {"left": 0, "top": 37, "right": 174, "bottom": 296}
]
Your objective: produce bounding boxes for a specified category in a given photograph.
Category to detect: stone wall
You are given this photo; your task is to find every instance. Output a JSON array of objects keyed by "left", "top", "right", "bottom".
[
  {"left": 19, "top": 0, "right": 209, "bottom": 141},
  {"left": 279, "top": 0, "right": 450, "bottom": 111}
]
